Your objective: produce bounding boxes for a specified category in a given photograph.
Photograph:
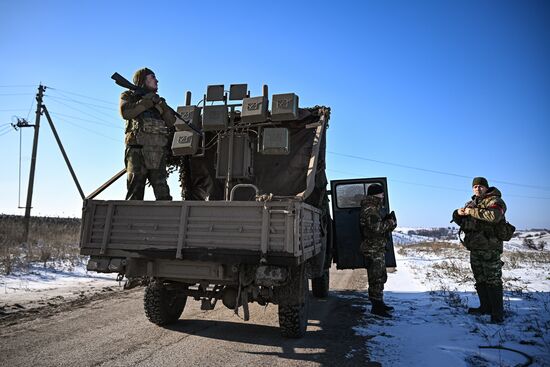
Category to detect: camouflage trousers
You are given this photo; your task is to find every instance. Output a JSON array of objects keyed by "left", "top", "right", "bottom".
[
  {"left": 470, "top": 249, "right": 503, "bottom": 287},
  {"left": 125, "top": 147, "right": 172, "bottom": 200},
  {"left": 365, "top": 251, "right": 387, "bottom": 302}
]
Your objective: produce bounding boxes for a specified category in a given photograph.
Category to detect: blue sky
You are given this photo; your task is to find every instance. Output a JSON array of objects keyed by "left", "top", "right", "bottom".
[{"left": 1, "top": 0, "right": 548, "bottom": 228}]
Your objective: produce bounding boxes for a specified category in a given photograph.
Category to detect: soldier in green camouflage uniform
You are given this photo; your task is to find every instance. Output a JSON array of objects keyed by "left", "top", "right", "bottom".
[
  {"left": 453, "top": 177, "right": 507, "bottom": 323},
  {"left": 360, "top": 184, "right": 397, "bottom": 318},
  {"left": 120, "top": 68, "right": 176, "bottom": 200}
]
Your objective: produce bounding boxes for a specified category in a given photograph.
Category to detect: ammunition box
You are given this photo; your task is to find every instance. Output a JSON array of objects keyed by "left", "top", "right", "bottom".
[
  {"left": 202, "top": 105, "right": 228, "bottom": 131},
  {"left": 175, "top": 106, "right": 202, "bottom": 131},
  {"left": 241, "top": 96, "right": 268, "bottom": 123},
  {"left": 171, "top": 130, "right": 199, "bottom": 156},
  {"left": 271, "top": 93, "right": 299, "bottom": 121}
]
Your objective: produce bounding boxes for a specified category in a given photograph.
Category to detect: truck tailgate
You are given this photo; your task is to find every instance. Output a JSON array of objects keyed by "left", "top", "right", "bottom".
[{"left": 80, "top": 200, "right": 322, "bottom": 261}]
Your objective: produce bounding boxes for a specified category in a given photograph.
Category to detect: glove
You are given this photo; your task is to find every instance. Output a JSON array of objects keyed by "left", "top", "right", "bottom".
[
  {"left": 157, "top": 97, "right": 169, "bottom": 111},
  {"left": 452, "top": 209, "right": 463, "bottom": 225},
  {"left": 142, "top": 92, "right": 161, "bottom": 104}
]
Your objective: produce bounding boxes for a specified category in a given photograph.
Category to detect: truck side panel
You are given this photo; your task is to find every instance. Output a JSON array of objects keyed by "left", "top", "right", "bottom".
[{"left": 80, "top": 200, "right": 322, "bottom": 263}]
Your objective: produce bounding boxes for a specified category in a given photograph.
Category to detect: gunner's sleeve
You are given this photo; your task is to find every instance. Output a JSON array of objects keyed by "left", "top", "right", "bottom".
[{"left": 120, "top": 92, "right": 151, "bottom": 120}]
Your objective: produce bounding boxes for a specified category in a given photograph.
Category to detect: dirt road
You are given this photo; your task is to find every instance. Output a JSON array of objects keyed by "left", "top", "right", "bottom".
[{"left": 0, "top": 267, "right": 379, "bottom": 367}]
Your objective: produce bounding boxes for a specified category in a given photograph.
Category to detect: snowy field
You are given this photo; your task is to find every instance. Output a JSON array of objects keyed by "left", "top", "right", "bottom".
[
  {"left": 0, "top": 259, "right": 120, "bottom": 315},
  {"left": 348, "top": 229, "right": 550, "bottom": 366},
  {"left": 1, "top": 229, "right": 549, "bottom": 366}
]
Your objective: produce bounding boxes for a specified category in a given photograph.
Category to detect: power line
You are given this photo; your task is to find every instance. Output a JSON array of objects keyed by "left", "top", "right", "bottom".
[
  {"left": 53, "top": 115, "right": 123, "bottom": 143},
  {"left": 47, "top": 87, "right": 118, "bottom": 106},
  {"left": 0, "top": 109, "right": 29, "bottom": 112},
  {"left": 0, "top": 85, "right": 36, "bottom": 88},
  {"left": 49, "top": 111, "right": 123, "bottom": 130},
  {"left": 327, "top": 168, "right": 550, "bottom": 200},
  {"left": 46, "top": 97, "right": 119, "bottom": 127},
  {"left": 46, "top": 94, "right": 118, "bottom": 111},
  {"left": 46, "top": 94, "right": 117, "bottom": 120},
  {"left": 327, "top": 151, "right": 550, "bottom": 191},
  {"left": 0, "top": 93, "right": 35, "bottom": 96},
  {"left": 25, "top": 96, "right": 35, "bottom": 120},
  {"left": 0, "top": 129, "right": 14, "bottom": 137}
]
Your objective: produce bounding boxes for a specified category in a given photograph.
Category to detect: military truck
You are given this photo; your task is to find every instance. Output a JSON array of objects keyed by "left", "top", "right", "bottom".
[{"left": 79, "top": 83, "right": 395, "bottom": 338}]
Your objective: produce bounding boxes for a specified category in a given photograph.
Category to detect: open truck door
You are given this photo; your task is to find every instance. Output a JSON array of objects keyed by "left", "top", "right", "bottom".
[{"left": 330, "top": 177, "right": 397, "bottom": 269}]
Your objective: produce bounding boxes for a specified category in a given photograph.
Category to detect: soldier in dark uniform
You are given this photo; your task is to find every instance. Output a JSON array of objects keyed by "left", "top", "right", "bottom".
[
  {"left": 360, "top": 184, "right": 397, "bottom": 318},
  {"left": 453, "top": 177, "right": 507, "bottom": 323},
  {"left": 120, "top": 68, "right": 175, "bottom": 200}
]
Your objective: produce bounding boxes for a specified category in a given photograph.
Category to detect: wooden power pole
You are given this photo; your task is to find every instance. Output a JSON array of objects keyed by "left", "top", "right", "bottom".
[{"left": 22, "top": 85, "right": 46, "bottom": 242}]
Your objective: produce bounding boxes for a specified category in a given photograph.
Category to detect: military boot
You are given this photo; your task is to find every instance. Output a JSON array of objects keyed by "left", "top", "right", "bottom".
[
  {"left": 468, "top": 283, "right": 491, "bottom": 315},
  {"left": 371, "top": 300, "right": 392, "bottom": 318},
  {"left": 487, "top": 284, "right": 504, "bottom": 324}
]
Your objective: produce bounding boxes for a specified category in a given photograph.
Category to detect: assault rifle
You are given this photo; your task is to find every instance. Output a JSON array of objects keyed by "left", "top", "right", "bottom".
[
  {"left": 111, "top": 72, "right": 202, "bottom": 135},
  {"left": 384, "top": 210, "right": 396, "bottom": 222}
]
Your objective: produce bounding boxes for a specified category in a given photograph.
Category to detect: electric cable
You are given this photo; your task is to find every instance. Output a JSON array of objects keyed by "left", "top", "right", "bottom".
[
  {"left": 0, "top": 85, "right": 36, "bottom": 88},
  {"left": 46, "top": 94, "right": 118, "bottom": 111},
  {"left": 46, "top": 98, "right": 119, "bottom": 127},
  {"left": 53, "top": 115, "right": 123, "bottom": 143},
  {"left": 46, "top": 94, "right": 116, "bottom": 120},
  {"left": 49, "top": 111, "right": 123, "bottom": 130},
  {"left": 47, "top": 87, "right": 118, "bottom": 105},
  {"left": 26, "top": 96, "right": 35, "bottom": 120},
  {"left": 327, "top": 151, "right": 550, "bottom": 191},
  {"left": 326, "top": 168, "right": 550, "bottom": 200},
  {"left": 0, "top": 93, "right": 35, "bottom": 96}
]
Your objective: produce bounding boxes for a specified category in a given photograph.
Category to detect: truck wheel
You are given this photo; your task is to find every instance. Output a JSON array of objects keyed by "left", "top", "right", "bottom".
[
  {"left": 144, "top": 280, "right": 187, "bottom": 326},
  {"left": 311, "top": 269, "right": 329, "bottom": 298},
  {"left": 278, "top": 270, "right": 309, "bottom": 338}
]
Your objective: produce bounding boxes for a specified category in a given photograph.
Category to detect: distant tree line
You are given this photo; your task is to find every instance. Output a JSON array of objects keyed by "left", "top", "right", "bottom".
[{"left": 407, "top": 227, "right": 456, "bottom": 240}]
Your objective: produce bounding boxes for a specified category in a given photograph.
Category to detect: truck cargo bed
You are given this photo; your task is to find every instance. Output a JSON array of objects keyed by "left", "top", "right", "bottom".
[{"left": 80, "top": 199, "right": 322, "bottom": 264}]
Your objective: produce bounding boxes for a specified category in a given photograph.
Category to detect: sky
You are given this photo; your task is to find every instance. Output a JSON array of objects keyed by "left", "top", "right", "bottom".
[{"left": 0, "top": 0, "right": 549, "bottom": 228}]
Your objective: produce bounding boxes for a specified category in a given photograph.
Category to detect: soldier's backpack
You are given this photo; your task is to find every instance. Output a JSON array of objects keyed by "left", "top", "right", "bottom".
[{"left": 495, "top": 218, "right": 515, "bottom": 241}]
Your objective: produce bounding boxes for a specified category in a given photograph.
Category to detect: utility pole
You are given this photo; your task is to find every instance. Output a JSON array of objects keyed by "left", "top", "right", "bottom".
[{"left": 23, "top": 85, "right": 46, "bottom": 242}]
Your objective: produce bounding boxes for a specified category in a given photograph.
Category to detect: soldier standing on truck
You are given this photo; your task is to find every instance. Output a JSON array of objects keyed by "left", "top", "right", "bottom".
[
  {"left": 119, "top": 67, "right": 175, "bottom": 200},
  {"left": 453, "top": 177, "right": 508, "bottom": 323},
  {"left": 359, "top": 184, "right": 397, "bottom": 318}
]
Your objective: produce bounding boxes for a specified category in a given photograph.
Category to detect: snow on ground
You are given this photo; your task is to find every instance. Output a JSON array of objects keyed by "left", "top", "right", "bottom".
[
  {"left": 0, "top": 259, "right": 120, "bottom": 313},
  {"left": 348, "top": 231, "right": 550, "bottom": 366}
]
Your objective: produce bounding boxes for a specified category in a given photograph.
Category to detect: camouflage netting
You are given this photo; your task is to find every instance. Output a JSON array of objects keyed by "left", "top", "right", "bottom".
[{"left": 167, "top": 106, "right": 330, "bottom": 209}]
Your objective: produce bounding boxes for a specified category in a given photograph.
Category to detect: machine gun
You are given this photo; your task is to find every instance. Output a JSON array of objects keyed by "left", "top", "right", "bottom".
[{"left": 111, "top": 72, "right": 202, "bottom": 135}]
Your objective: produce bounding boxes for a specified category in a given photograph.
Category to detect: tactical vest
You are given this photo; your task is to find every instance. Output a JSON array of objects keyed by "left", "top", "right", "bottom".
[{"left": 126, "top": 108, "right": 169, "bottom": 170}]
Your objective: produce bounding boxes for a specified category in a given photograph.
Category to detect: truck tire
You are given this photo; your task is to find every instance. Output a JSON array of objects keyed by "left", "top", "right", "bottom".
[
  {"left": 278, "top": 269, "right": 309, "bottom": 338},
  {"left": 144, "top": 280, "right": 187, "bottom": 326},
  {"left": 311, "top": 269, "right": 329, "bottom": 298}
]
